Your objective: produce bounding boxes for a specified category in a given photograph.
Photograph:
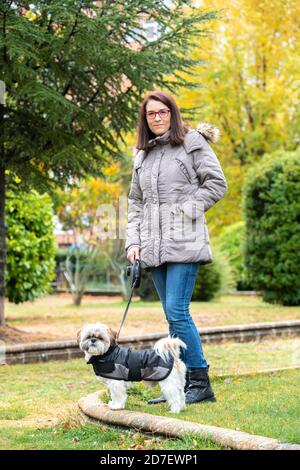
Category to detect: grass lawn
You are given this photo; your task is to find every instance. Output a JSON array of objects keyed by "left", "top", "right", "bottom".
[
  {"left": 3, "top": 293, "right": 300, "bottom": 343},
  {"left": 0, "top": 336, "right": 299, "bottom": 449},
  {"left": 125, "top": 369, "right": 300, "bottom": 445},
  {"left": 0, "top": 423, "right": 221, "bottom": 451}
]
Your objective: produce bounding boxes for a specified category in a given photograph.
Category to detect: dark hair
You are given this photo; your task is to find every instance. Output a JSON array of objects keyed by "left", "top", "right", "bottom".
[{"left": 136, "top": 90, "right": 190, "bottom": 151}]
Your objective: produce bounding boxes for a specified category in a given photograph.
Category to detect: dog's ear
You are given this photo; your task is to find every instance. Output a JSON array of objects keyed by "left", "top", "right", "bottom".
[
  {"left": 108, "top": 328, "right": 117, "bottom": 346},
  {"left": 76, "top": 328, "right": 82, "bottom": 344}
]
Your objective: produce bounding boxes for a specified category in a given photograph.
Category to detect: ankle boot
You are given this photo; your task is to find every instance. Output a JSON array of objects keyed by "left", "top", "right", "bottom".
[
  {"left": 185, "top": 366, "right": 216, "bottom": 404},
  {"left": 147, "top": 368, "right": 190, "bottom": 405}
]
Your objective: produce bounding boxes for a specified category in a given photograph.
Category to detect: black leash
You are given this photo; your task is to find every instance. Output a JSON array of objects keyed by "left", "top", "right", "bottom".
[
  {"left": 116, "top": 259, "right": 141, "bottom": 342},
  {"left": 116, "top": 278, "right": 138, "bottom": 342}
]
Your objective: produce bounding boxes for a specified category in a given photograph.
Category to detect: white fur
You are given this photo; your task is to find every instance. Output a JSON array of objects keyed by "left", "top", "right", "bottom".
[
  {"left": 196, "top": 121, "right": 220, "bottom": 143},
  {"left": 78, "top": 323, "right": 187, "bottom": 414}
]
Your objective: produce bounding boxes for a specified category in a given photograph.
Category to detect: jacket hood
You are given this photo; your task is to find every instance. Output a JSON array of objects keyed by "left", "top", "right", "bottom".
[{"left": 196, "top": 122, "right": 220, "bottom": 143}]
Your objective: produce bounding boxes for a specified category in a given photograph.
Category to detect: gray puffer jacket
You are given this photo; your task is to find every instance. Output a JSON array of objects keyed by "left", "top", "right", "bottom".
[{"left": 125, "top": 122, "right": 228, "bottom": 269}]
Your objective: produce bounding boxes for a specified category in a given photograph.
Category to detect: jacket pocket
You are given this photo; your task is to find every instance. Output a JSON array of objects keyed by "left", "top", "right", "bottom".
[
  {"left": 181, "top": 198, "right": 204, "bottom": 220},
  {"left": 175, "top": 158, "right": 192, "bottom": 184},
  {"left": 170, "top": 207, "right": 197, "bottom": 242}
]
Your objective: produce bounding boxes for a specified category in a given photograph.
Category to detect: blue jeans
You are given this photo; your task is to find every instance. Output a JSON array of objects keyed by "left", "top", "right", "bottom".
[{"left": 149, "top": 262, "right": 208, "bottom": 369}]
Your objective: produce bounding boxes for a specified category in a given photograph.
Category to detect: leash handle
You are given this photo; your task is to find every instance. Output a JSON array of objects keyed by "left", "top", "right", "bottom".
[{"left": 116, "top": 277, "right": 138, "bottom": 342}]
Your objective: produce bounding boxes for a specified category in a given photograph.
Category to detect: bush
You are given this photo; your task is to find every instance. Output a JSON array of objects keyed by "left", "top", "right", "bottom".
[
  {"left": 215, "top": 221, "right": 253, "bottom": 290},
  {"left": 6, "top": 190, "right": 57, "bottom": 303},
  {"left": 139, "top": 268, "right": 159, "bottom": 301},
  {"left": 242, "top": 149, "right": 300, "bottom": 305},
  {"left": 192, "top": 261, "right": 221, "bottom": 301},
  {"left": 192, "top": 242, "right": 236, "bottom": 301}
]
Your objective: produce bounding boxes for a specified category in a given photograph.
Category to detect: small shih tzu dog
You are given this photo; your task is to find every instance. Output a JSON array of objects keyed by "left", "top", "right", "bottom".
[{"left": 77, "top": 322, "right": 187, "bottom": 413}]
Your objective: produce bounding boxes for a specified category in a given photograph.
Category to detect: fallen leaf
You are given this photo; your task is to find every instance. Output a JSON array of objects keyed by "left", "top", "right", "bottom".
[{"left": 134, "top": 445, "right": 145, "bottom": 451}]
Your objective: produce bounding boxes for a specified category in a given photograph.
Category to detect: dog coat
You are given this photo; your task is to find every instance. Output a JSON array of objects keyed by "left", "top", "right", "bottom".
[{"left": 87, "top": 344, "right": 174, "bottom": 382}]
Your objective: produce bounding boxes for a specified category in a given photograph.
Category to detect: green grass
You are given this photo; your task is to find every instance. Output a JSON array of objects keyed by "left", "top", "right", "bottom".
[
  {"left": 206, "top": 337, "right": 300, "bottom": 374},
  {"left": 0, "top": 336, "right": 299, "bottom": 449},
  {"left": 125, "top": 369, "right": 300, "bottom": 445},
  {"left": 4, "top": 293, "right": 300, "bottom": 341},
  {"left": 0, "top": 424, "right": 221, "bottom": 450},
  {"left": 0, "top": 352, "right": 219, "bottom": 450}
]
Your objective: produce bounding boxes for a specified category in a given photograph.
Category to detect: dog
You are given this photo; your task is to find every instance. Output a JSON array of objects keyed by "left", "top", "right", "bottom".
[{"left": 77, "top": 322, "right": 187, "bottom": 413}]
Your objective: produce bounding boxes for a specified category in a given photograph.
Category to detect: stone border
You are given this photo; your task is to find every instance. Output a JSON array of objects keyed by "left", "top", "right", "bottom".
[
  {"left": 78, "top": 392, "right": 300, "bottom": 451},
  {"left": 3, "top": 320, "right": 300, "bottom": 365}
]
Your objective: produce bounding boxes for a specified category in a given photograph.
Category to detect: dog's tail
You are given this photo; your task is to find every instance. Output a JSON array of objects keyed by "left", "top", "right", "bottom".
[{"left": 154, "top": 336, "right": 187, "bottom": 363}]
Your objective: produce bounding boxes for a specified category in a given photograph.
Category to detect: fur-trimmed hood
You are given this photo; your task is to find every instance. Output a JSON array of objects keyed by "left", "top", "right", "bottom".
[
  {"left": 135, "top": 121, "right": 221, "bottom": 160},
  {"left": 196, "top": 122, "right": 220, "bottom": 143},
  {"left": 147, "top": 121, "right": 220, "bottom": 148}
]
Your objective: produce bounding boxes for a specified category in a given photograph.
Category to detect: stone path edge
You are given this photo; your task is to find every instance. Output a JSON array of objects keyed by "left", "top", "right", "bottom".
[{"left": 3, "top": 319, "right": 300, "bottom": 365}]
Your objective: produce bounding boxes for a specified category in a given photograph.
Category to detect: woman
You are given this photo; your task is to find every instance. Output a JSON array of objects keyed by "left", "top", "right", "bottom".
[{"left": 125, "top": 90, "right": 228, "bottom": 405}]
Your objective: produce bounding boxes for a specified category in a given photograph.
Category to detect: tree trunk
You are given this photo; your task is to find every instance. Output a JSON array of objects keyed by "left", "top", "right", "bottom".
[
  {"left": 0, "top": 102, "right": 6, "bottom": 325},
  {"left": 73, "top": 291, "right": 83, "bottom": 306}
]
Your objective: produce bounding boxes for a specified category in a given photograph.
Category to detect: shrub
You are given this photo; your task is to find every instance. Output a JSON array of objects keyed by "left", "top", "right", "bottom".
[
  {"left": 192, "top": 261, "right": 221, "bottom": 301},
  {"left": 215, "top": 221, "right": 253, "bottom": 290},
  {"left": 192, "top": 242, "right": 236, "bottom": 301},
  {"left": 6, "top": 190, "right": 57, "bottom": 303},
  {"left": 139, "top": 268, "right": 159, "bottom": 301},
  {"left": 242, "top": 149, "right": 300, "bottom": 305}
]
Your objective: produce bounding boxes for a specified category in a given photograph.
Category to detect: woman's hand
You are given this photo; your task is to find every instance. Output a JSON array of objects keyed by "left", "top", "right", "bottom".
[{"left": 127, "top": 246, "right": 140, "bottom": 264}]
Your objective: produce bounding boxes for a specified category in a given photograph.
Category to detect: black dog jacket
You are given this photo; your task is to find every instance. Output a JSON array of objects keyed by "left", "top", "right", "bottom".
[{"left": 87, "top": 344, "right": 174, "bottom": 382}]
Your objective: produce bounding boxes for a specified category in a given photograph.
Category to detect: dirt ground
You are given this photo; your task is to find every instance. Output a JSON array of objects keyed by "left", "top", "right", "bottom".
[
  {"left": 1, "top": 294, "right": 158, "bottom": 344},
  {"left": 2, "top": 292, "right": 300, "bottom": 345},
  {"left": 0, "top": 325, "right": 63, "bottom": 344}
]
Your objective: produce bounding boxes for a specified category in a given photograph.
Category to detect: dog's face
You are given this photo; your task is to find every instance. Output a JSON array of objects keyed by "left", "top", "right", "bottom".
[{"left": 77, "top": 323, "right": 117, "bottom": 356}]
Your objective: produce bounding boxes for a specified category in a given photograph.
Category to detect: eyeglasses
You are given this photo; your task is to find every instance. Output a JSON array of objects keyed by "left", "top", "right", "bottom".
[{"left": 145, "top": 109, "right": 171, "bottom": 120}]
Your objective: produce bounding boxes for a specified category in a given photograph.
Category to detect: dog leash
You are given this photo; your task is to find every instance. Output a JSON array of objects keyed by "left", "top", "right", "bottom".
[
  {"left": 116, "top": 259, "right": 141, "bottom": 342},
  {"left": 116, "top": 278, "right": 138, "bottom": 342}
]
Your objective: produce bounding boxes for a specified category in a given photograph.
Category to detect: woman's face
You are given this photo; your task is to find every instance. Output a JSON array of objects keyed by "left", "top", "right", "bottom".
[{"left": 145, "top": 99, "right": 171, "bottom": 136}]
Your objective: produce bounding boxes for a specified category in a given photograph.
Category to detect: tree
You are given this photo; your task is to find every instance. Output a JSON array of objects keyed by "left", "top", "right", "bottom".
[
  {"left": 0, "top": 0, "right": 222, "bottom": 324},
  {"left": 186, "top": 0, "right": 300, "bottom": 164},
  {"left": 177, "top": 0, "right": 300, "bottom": 230}
]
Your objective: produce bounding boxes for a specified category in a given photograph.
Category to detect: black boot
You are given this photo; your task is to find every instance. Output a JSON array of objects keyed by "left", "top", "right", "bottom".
[
  {"left": 147, "top": 369, "right": 190, "bottom": 405},
  {"left": 147, "top": 395, "right": 167, "bottom": 405},
  {"left": 185, "top": 366, "right": 216, "bottom": 404}
]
